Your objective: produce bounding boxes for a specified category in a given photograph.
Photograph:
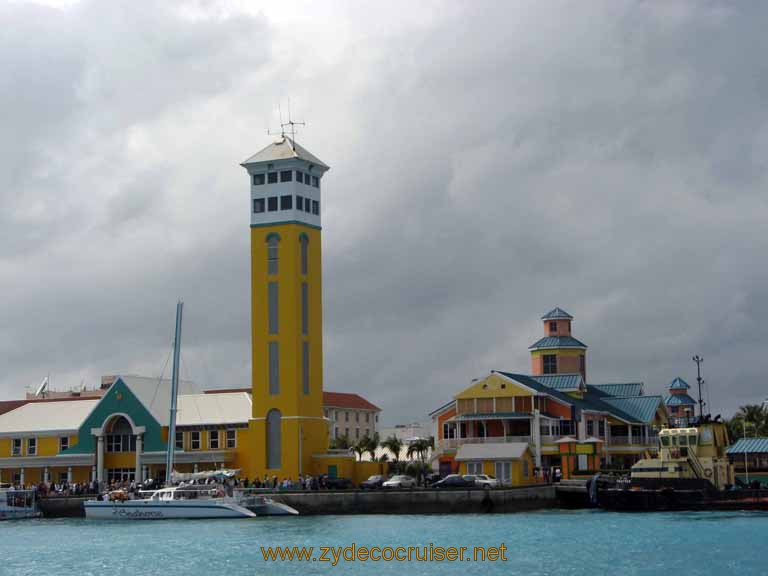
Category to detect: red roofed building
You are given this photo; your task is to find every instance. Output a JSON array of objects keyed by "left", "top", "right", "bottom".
[
  {"left": 323, "top": 392, "right": 381, "bottom": 442},
  {"left": 203, "top": 388, "right": 381, "bottom": 443}
]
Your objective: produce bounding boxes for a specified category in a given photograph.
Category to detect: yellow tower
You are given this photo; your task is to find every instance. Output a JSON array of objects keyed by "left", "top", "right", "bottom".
[{"left": 241, "top": 136, "right": 330, "bottom": 480}]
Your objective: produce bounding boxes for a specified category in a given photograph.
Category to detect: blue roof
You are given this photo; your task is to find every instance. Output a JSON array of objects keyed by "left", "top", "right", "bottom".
[
  {"left": 599, "top": 396, "right": 663, "bottom": 424},
  {"left": 528, "top": 336, "right": 587, "bottom": 350},
  {"left": 497, "top": 372, "right": 642, "bottom": 424},
  {"left": 591, "top": 383, "right": 644, "bottom": 397},
  {"left": 532, "top": 374, "right": 584, "bottom": 391},
  {"left": 728, "top": 437, "right": 768, "bottom": 455},
  {"left": 664, "top": 393, "right": 696, "bottom": 406},
  {"left": 541, "top": 307, "right": 573, "bottom": 320},
  {"left": 668, "top": 377, "right": 690, "bottom": 390}
]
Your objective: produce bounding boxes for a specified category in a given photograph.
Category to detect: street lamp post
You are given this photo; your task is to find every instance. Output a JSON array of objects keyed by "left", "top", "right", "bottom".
[{"left": 743, "top": 420, "right": 751, "bottom": 485}]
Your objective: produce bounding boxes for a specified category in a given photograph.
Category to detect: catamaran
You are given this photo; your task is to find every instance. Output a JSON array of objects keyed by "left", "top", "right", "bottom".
[{"left": 84, "top": 301, "right": 256, "bottom": 520}]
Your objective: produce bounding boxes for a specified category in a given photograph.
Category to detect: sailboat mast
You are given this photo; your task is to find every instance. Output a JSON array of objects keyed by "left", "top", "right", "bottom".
[{"left": 165, "top": 300, "right": 184, "bottom": 485}]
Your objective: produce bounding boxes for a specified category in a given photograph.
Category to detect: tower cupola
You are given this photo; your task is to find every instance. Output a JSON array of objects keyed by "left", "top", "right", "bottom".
[
  {"left": 529, "top": 307, "right": 588, "bottom": 379},
  {"left": 241, "top": 136, "right": 330, "bottom": 230}
]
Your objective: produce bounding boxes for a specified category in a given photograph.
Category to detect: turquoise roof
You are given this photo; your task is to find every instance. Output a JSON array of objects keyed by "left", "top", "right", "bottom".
[
  {"left": 591, "top": 383, "right": 644, "bottom": 397},
  {"left": 599, "top": 396, "right": 663, "bottom": 424},
  {"left": 528, "top": 336, "right": 587, "bottom": 350},
  {"left": 668, "top": 377, "right": 690, "bottom": 390},
  {"left": 728, "top": 437, "right": 768, "bottom": 454},
  {"left": 532, "top": 374, "right": 584, "bottom": 391},
  {"left": 491, "top": 372, "right": 663, "bottom": 424},
  {"left": 664, "top": 393, "right": 696, "bottom": 406},
  {"left": 541, "top": 307, "right": 573, "bottom": 320}
]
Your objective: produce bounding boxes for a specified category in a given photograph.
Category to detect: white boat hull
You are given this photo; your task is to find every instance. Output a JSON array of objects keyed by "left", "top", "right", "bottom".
[{"left": 84, "top": 499, "right": 256, "bottom": 520}]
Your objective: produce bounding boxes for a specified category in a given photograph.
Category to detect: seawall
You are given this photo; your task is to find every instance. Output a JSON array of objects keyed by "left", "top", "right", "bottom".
[
  {"left": 40, "top": 486, "right": 557, "bottom": 518},
  {"left": 272, "top": 485, "right": 557, "bottom": 515}
]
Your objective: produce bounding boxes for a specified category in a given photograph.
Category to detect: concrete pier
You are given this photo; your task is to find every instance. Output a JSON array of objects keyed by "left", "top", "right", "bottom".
[
  {"left": 39, "top": 486, "right": 557, "bottom": 518},
  {"left": 271, "top": 485, "right": 557, "bottom": 515}
]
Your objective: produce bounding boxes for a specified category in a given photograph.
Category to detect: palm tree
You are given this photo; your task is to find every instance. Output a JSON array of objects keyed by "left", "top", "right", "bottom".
[
  {"left": 350, "top": 439, "right": 366, "bottom": 462},
  {"left": 365, "top": 432, "right": 381, "bottom": 461},
  {"left": 381, "top": 435, "right": 403, "bottom": 467},
  {"left": 738, "top": 405, "right": 767, "bottom": 432},
  {"left": 406, "top": 437, "right": 434, "bottom": 485},
  {"left": 330, "top": 434, "right": 351, "bottom": 450}
]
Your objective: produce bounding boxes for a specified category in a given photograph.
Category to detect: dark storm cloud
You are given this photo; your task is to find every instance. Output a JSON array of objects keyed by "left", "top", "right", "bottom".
[{"left": 1, "top": 1, "right": 766, "bottom": 423}]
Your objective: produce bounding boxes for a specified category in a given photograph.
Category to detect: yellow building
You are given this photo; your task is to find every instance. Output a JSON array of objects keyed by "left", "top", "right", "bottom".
[
  {"left": 240, "top": 136, "right": 339, "bottom": 480},
  {"left": 431, "top": 308, "right": 670, "bottom": 481},
  {"left": 0, "top": 136, "right": 367, "bottom": 486}
]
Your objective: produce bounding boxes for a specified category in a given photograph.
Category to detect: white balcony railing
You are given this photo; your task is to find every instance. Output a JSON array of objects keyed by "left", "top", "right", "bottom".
[{"left": 439, "top": 436, "right": 532, "bottom": 450}]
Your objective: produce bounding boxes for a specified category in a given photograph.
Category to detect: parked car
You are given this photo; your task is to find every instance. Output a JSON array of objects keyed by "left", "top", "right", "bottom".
[
  {"left": 469, "top": 474, "right": 500, "bottom": 489},
  {"left": 424, "top": 473, "right": 441, "bottom": 487},
  {"left": 360, "top": 475, "right": 387, "bottom": 490},
  {"left": 322, "top": 476, "right": 355, "bottom": 490},
  {"left": 432, "top": 474, "right": 476, "bottom": 489},
  {"left": 382, "top": 475, "right": 417, "bottom": 489}
]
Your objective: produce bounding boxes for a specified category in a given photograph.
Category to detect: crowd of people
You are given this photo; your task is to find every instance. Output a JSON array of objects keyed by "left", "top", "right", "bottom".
[
  {"left": 239, "top": 474, "right": 333, "bottom": 491},
  {"left": 7, "top": 472, "right": 352, "bottom": 497},
  {"left": 32, "top": 481, "right": 99, "bottom": 496}
]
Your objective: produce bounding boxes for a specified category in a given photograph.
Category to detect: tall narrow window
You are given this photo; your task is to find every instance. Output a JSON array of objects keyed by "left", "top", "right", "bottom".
[
  {"left": 302, "top": 341, "right": 310, "bottom": 395},
  {"left": 59, "top": 437, "right": 69, "bottom": 452},
  {"left": 27, "top": 438, "right": 37, "bottom": 456},
  {"left": 266, "top": 409, "right": 282, "bottom": 469},
  {"left": 301, "top": 282, "right": 308, "bottom": 336},
  {"left": 175, "top": 431, "right": 184, "bottom": 450},
  {"left": 300, "top": 234, "right": 309, "bottom": 275},
  {"left": 209, "top": 430, "right": 219, "bottom": 450},
  {"left": 269, "top": 341, "right": 280, "bottom": 395},
  {"left": 543, "top": 354, "right": 557, "bottom": 374},
  {"left": 266, "top": 235, "right": 279, "bottom": 275},
  {"left": 268, "top": 282, "right": 279, "bottom": 334}
]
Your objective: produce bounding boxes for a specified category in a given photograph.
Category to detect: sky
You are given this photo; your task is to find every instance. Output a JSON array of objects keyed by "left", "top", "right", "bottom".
[{"left": 2, "top": 0, "right": 767, "bottom": 423}]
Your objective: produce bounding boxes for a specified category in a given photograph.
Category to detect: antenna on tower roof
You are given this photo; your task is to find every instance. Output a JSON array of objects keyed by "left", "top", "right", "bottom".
[{"left": 267, "top": 99, "right": 305, "bottom": 151}]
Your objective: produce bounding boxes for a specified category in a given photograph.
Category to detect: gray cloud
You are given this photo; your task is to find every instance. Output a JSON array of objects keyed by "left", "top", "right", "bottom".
[{"left": 1, "top": 0, "right": 767, "bottom": 424}]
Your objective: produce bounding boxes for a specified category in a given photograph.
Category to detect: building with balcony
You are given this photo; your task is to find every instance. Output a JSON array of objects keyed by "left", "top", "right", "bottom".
[{"left": 430, "top": 308, "right": 669, "bottom": 483}]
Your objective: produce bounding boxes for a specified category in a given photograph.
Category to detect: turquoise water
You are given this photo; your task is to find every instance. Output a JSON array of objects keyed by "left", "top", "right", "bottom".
[{"left": 2, "top": 511, "right": 767, "bottom": 575}]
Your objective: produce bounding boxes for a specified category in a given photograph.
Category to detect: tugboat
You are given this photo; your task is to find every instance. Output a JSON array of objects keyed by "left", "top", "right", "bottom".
[{"left": 597, "top": 357, "right": 768, "bottom": 511}]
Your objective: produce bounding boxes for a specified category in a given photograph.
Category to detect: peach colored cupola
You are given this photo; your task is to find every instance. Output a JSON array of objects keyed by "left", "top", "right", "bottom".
[{"left": 529, "top": 307, "right": 588, "bottom": 380}]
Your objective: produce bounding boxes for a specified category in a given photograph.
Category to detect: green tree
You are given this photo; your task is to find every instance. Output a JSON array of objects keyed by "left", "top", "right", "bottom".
[
  {"left": 330, "top": 434, "right": 351, "bottom": 450},
  {"left": 725, "top": 404, "right": 768, "bottom": 443},
  {"left": 351, "top": 439, "right": 366, "bottom": 462},
  {"left": 381, "top": 435, "right": 403, "bottom": 467},
  {"left": 406, "top": 437, "right": 435, "bottom": 486},
  {"left": 365, "top": 432, "right": 381, "bottom": 461}
]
